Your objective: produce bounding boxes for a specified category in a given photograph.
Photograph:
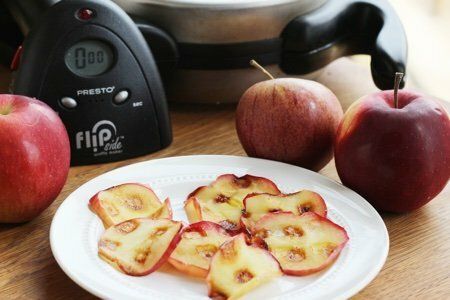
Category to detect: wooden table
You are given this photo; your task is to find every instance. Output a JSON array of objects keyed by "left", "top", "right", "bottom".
[{"left": 0, "top": 62, "right": 449, "bottom": 299}]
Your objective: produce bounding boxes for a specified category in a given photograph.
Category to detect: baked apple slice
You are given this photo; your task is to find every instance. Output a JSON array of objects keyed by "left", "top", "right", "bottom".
[
  {"left": 242, "top": 191, "right": 327, "bottom": 228},
  {"left": 206, "top": 233, "right": 282, "bottom": 299},
  {"left": 89, "top": 183, "right": 169, "bottom": 228},
  {"left": 169, "top": 221, "right": 233, "bottom": 277},
  {"left": 185, "top": 174, "right": 280, "bottom": 231},
  {"left": 98, "top": 218, "right": 182, "bottom": 276},
  {"left": 252, "top": 212, "right": 348, "bottom": 276},
  {"left": 150, "top": 198, "right": 173, "bottom": 220}
]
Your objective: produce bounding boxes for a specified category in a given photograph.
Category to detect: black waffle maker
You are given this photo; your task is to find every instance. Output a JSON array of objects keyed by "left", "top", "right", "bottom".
[{"left": 2, "top": 0, "right": 408, "bottom": 166}]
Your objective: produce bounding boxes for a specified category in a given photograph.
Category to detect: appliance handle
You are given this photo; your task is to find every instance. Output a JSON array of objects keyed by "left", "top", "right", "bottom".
[
  {"left": 136, "top": 23, "right": 179, "bottom": 81},
  {"left": 281, "top": 0, "right": 407, "bottom": 89}
]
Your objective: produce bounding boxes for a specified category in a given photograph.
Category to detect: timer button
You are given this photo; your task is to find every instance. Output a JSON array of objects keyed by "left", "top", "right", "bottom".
[
  {"left": 60, "top": 97, "right": 77, "bottom": 109},
  {"left": 113, "top": 90, "right": 129, "bottom": 104}
]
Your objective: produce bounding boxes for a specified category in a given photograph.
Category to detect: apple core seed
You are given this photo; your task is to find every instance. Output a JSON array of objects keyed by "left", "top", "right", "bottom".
[
  {"left": 283, "top": 226, "right": 304, "bottom": 237},
  {"left": 298, "top": 204, "right": 311, "bottom": 213},
  {"left": 287, "top": 248, "right": 306, "bottom": 262},
  {"left": 214, "top": 194, "right": 230, "bottom": 203},
  {"left": 235, "top": 269, "right": 254, "bottom": 284}
]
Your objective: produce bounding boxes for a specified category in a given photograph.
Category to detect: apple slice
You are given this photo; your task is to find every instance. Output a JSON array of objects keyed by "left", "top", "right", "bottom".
[
  {"left": 150, "top": 198, "right": 173, "bottom": 220},
  {"left": 242, "top": 191, "right": 327, "bottom": 228},
  {"left": 251, "top": 212, "right": 348, "bottom": 276},
  {"left": 168, "top": 221, "right": 233, "bottom": 277},
  {"left": 185, "top": 174, "right": 280, "bottom": 231},
  {"left": 89, "top": 183, "right": 167, "bottom": 228},
  {"left": 206, "top": 233, "right": 282, "bottom": 299},
  {"left": 98, "top": 218, "right": 182, "bottom": 276}
]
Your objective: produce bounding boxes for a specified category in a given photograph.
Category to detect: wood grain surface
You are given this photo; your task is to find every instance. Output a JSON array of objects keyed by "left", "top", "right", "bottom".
[{"left": 0, "top": 61, "right": 449, "bottom": 300}]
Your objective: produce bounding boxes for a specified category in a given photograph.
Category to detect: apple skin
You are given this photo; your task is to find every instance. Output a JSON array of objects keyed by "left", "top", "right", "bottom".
[
  {"left": 335, "top": 90, "right": 450, "bottom": 212},
  {"left": 236, "top": 78, "right": 343, "bottom": 171},
  {"left": 0, "top": 95, "right": 70, "bottom": 223}
]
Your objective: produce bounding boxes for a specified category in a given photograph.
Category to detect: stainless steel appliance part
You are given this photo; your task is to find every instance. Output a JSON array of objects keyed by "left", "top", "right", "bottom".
[{"left": 113, "top": 0, "right": 328, "bottom": 43}]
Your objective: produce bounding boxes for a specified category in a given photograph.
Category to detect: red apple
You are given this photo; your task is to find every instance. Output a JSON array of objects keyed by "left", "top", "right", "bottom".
[
  {"left": 0, "top": 94, "right": 70, "bottom": 223},
  {"left": 236, "top": 61, "right": 343, "bottom": 171},
  {"left": 335, "top": 74, "right": 450, "bottom": 212}
]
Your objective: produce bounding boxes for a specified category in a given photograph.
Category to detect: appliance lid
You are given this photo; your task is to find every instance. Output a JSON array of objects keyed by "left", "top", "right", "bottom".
[
  {"left": 113, "top": 0, "right": 327, "bottom": 43},
  {"left": 126, "top": 0, "right": 316, "bottom": 9}
]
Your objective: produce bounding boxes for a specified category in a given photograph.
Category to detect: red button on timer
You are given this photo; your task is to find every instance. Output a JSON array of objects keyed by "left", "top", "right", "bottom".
[{"left": 77, "top": 8, "right": 95, "bottom": 20}]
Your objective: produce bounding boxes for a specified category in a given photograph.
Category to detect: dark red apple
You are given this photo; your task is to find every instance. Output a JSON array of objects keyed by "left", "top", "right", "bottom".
[
  {"left": 236, "top": 61, "right": 343, "bottom": 171},
  {"left": 0, "top": 94, "right": 70, "bottom": 223},
  {"left": 335, "top": 74, "right": 450, "bottom": 212}
]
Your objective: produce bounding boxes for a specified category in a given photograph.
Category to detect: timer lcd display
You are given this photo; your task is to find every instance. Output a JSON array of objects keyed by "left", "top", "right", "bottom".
[{"left": 65, "top": 40, "right": 114, "bottom": 76}]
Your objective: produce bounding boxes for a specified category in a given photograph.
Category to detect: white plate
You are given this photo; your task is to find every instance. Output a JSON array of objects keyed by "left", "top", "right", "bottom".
[{"left": 50, "top": 155, "right": 389, "bottom": 300}]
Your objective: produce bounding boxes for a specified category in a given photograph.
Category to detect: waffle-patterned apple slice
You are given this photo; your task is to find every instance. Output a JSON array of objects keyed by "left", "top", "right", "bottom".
[
  {"left": 89, "top": 183, "right": 168, "bottom": 228},
  {"left": 184, "top": 174, "right": 280, "bottom": 231},
  {"left": 169, "top": 221, "right": 233, "bottom": 278},
  {"left": 150, "top": 198, "right": 173, "bottom": 220},
  {"left": 252, "top": 212, "right": 348, "bottom": 276},
  {"left": 98, "top": 218, "right": 182, "bottom": 276},
  {"left": 242, "top": 191, "right": 327, "bottom": 229},
  {"left": 206, "top": 233, "right": 282, "bottom": 300}
]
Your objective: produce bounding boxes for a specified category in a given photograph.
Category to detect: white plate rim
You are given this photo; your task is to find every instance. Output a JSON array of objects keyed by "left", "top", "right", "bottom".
[{"left": 50, "top": 154, "right": 389, "bottom": 300}]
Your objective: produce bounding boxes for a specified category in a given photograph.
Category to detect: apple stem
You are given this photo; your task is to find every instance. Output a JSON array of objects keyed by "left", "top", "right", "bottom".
[
  {"left": 250, "top": 60, "right": 275, "bottom": 80},
  {"left": 394, "top": 72, "right": 404, "bottom": 109}
]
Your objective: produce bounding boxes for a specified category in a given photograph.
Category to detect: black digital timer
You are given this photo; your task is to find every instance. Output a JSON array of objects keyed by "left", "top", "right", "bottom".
[{"left": 12, "top": 0, "right": 172, "bottom": 165}]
